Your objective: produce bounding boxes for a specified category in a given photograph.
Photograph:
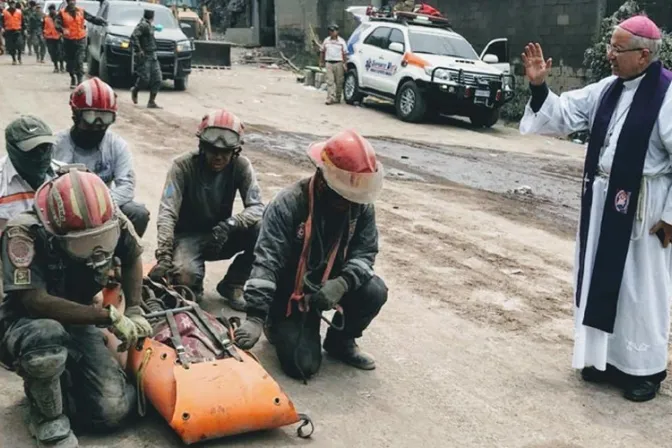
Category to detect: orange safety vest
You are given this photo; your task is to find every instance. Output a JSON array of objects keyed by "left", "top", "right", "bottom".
[
  {"left": 2, "top": 9, "right": 22, "bottom": 31},
  {"left": 60, "top": 7, "right": 86, "bottom": 40},
  {"left": 43, "top": 15, "right": 60, "bottom": 40}
]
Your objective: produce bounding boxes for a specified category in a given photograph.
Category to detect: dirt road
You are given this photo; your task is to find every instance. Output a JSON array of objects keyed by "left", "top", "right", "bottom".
[{"left": 0, "top": 60, "right": 670, "bottom": 448}]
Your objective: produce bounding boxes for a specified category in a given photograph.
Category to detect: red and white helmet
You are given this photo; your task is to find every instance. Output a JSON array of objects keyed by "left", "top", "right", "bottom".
[
  {"left": 69, "top": 77, "right": 118, "bottom": 126},
  {"left": 307, "top": 129, "right": 384, "bottom": 204},
  {"left": 35, "top": 167, "right": 120, "bottom": 267},
  {"left": 196, "top": 109, "right": 244, "bottom": 150}
]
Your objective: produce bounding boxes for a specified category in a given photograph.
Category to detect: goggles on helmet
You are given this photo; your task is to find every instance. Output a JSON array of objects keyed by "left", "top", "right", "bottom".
[
  {"left": 80, "top": 110, "right": 116, "bottom": 126},
  {"left": 198, "top": 127, "right": 241, "bottom": 149},
  {"left": 57, "top": 218, "right": 120, "bottom": 269}
]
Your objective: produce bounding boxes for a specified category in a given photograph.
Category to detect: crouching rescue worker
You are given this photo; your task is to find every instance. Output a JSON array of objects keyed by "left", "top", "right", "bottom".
[
  {"left": 0, "top": 168, "right": 152, "bottom": 448},
  {"left": 234, "top": 129, "right": 388, "bottom": 381},
  {"left": 54, "top": 77, "right": 151, "bottom": 237},
  {"left": 149, "top": 109, "right": 264, "bottom": 310}
]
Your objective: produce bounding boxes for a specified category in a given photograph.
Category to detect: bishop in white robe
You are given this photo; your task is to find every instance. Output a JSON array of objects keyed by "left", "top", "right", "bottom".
[{"left": 519, "top": 15, "right": 672, "bottom": 402}]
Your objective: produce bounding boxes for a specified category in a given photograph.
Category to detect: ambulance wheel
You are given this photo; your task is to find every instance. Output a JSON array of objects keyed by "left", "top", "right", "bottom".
[
  {"left": 396, "top": 80, "right": 426, "bottom": 123},
  {"left": 344, "top": 68, "right": 364, "bottom": 105},
  {"left": 470, "top": 108, "right": 500, "bottom": 128},
  {"left": 87, "top": 51, "right": 99, "bottom": 76},
  {"left": 174, "top": 75, "right": 188, "bottom": 91}
]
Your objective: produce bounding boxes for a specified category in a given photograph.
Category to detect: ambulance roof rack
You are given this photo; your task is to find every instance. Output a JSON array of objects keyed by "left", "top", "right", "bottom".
[{"left": 368, "top": 10, "right": 453, "bottom": 30}]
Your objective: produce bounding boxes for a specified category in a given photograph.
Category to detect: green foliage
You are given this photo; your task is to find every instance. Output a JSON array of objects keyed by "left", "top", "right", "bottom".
[
  {"left": 583, "top": 0, "right": 672, "bottom": 82},
  {"left": 500, "top": 78, "right": 529, "bottom": 122}
]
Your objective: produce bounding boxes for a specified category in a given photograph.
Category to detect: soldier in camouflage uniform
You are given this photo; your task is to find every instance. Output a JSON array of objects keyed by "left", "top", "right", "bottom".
[
  {"left": 26, "top": 1, "right": 45, "bottom": 63},
  {"left": 130, "top": 9, "right": 162, "bottom": 109}
]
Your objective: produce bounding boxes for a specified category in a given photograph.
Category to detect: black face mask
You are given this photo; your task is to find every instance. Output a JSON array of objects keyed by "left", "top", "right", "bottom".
[
  {"left": 71, "top": 126, "right": 107, "bottom": 150},
  {"left": 7, "top": 142, "right": 53, "bottom": 190}
]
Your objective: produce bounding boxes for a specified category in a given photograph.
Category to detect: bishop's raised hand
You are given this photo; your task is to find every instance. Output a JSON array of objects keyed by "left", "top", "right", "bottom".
[{"left": 522, "top": 43, "right": 552, "bottom": 86}]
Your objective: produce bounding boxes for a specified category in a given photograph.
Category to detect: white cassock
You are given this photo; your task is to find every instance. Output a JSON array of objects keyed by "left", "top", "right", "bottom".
[{"left": 520, "top": 73, "right": 672, "bottom": 376}]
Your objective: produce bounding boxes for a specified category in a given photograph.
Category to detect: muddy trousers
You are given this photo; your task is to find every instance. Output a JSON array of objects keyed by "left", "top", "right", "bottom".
[
  {"left": 29, "top": 32, "right": 46, "bottom": 61},
  {"left": 119, "top": 201, "right": 151, "bottom": 238},
  {"left": 267, "top": 275, "right": 388, "bottom": 380},
  {"left": 63, "top": 37, "right": 86, "bottom": 77},
  {"left": 326, "top": 62, "right": 345, "bottom": 103},
  {"left": 4, "top": 31, "right": 23, "bottom": 61},
  {"left": 171, "top": 221, "right": 261, "bottom": 296},
  {"left": 1, "top": 318, "right": 135, "bottom": 432},
  {"left": 46, "top": 38, "right": 64, "bottom": 69}
]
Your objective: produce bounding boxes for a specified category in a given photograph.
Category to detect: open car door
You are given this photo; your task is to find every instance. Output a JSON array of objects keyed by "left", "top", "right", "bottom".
[{"left": 480, "top": 38, "right": 511, "bottom": 74}]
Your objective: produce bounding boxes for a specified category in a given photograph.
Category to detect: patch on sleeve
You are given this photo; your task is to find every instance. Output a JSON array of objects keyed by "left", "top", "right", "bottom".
[
  {"left": 7, "top": 234, "right": 35, "bottom": 268},
  {"left": 164, "top": 183, "right": 175, "bottom": 199},
  {"left": 13, "top": 268, "right": 31, "bottom": 286}
]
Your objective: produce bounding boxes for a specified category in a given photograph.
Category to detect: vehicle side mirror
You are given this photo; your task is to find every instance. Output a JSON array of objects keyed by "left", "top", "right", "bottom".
[
  {"left": 388, "top": 42, "right": 404, "bottom": 53},
  {"left": 482, "top": 53, "right": 499, "bottom": 64}
]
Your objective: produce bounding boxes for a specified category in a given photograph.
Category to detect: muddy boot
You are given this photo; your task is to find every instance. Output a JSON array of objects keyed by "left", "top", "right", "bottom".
[
  {"left": 26, "top": 408, "right": 79, "bottom": 448},
  {"left": 131, "top": 87, "right": 138, "bottom": 105},
  {"left": 323, "top": 333, "right": 376, "bottom": 370},
  {"left": 69, "top": 75, "right": 76, "bottom": 89},
  {"left": 147, "top": 91, "right": 161, "bottom": 109},
  {"left": 216, "top": 281, "right": 246, "bottom": 312}
]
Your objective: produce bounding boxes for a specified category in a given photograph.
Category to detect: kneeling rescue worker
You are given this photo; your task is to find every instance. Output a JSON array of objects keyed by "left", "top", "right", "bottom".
[
  {"left": 234, "top": 129, "right": 388, "bottom": 381},
  {"left": 150, "top": 109, "right": 264, "bottom": 310},
  {"left": 0, "top": 169, "right": 152, "bottom": 448},
  {"left": 54, "top": 77, "right": 152, "bottom": 238}
]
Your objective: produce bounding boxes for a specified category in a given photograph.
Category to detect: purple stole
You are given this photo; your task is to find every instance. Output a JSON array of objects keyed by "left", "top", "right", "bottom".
[{"left": 575, "top": 61, "right": 672, "bottom": 333}]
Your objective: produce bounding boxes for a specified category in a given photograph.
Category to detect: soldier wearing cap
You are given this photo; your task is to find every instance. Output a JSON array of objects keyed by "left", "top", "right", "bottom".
[
  {"left": 150, "top": 109, "right": 264, "bottom": 311},
  {"left": 234, "top": 129, "right": 388, "bottom": 382},
  {"left": 130, "top": 9, "right": 162, "bottom": 109},
  {"left": 0, "top": 168, "right": 151, "bottom": 447}
]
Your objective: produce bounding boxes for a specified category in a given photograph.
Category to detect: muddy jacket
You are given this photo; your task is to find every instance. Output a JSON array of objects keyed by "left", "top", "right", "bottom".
[
  {"left": 131, "top": 17, "right": 156, "bottom": 55},
  {"left": 0, "top": 208, "right": 143, "bottom": 337},
  {"left": 156, "top": 152, "right": 264, "bottom": 263},
  {"left": 244, "top": 177, "right": 379, "bottom": 319}
]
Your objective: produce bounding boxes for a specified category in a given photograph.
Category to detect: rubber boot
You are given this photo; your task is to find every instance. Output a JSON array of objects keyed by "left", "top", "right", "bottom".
[
  {"left": 131, "top": 86, "right": 138, "bottom": 105},
  {"left": 323, "top": 333, "right": 376, "bottom": 370},
  {"left": 216, "top": 281, "right": 246, "bottom": 312},
  {"left": 69, "top": 75, "right": 76, "bottom": 89},
  {"left": 147, "top": 91, "right": 161, "bottom": 109}
]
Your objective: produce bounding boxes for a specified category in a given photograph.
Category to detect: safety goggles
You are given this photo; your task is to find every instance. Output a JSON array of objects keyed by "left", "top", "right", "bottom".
[
  {"left": 80, "top": 110, "right": 116, "bottom": 126},
  {"left": 57, "top": 218, "right": 120, "bottom": 269},
  {"left": 199, "top": 127, "right": 241, "bottom": 149}
]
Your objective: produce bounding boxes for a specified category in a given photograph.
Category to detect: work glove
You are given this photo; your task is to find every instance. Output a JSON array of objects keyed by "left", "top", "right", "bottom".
[
  {"left": 108, "top": 305, "right": 153, "bottom": 352},
  {"left": 148, "top": 259, "right": 173, "bottom": 283},
  {"left": 310, "top": 277, "right": 349, "bottom": 312},
  {"left": 233, "top": 316, "right": 264, "bottom": 350},
  {"left": 211, "top": 217, "right": 237, "bottom": 252}
]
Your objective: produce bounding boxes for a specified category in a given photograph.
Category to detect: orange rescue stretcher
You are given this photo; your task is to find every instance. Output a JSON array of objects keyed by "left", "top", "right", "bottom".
[{"left": 103, "top": 271, "right": 314, "bottom": 445}]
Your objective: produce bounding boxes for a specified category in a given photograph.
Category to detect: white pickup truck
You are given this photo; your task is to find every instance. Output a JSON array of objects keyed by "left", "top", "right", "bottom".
[{"left": 344, "top": 7, "right": 515, "bottom": 128}]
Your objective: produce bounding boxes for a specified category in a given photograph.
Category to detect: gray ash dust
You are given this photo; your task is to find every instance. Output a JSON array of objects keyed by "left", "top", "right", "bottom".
[{"left": 244, "top": 128, "right": 583, "bottom": 236}]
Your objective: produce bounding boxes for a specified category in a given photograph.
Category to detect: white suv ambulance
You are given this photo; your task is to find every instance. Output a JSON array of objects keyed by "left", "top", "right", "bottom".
[{"left": 344, "top": 7, "right": 515, "bottom": 128}]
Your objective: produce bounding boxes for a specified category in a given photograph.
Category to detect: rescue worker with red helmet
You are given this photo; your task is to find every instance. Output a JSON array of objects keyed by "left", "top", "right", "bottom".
[
  {"left": 149, "top": 109, "right": 264, "bottom": 311},
  {"left": 234, "top": 129, "right": 388, "bottom": 381},
  {"left": 0, "top": 168, "right": 151, "bottom": 448},
  {"left": 54, "top": 77, "right": 151, "bottom": 238}
]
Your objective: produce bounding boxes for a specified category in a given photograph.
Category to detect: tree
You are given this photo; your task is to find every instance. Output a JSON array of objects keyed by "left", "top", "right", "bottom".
[{"left": 584, "top": 0, "right": 672, "bottom": 82}]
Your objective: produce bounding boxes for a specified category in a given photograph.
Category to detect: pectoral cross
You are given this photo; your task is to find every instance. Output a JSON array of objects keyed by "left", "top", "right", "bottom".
[{"left": 583, "top": 174, "right": 590, "bottom": 196}]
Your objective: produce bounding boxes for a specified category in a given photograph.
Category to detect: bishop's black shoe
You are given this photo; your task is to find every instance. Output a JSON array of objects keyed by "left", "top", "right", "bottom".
[
  {"left": 581, "top": 367, "right": 610, "bottom": 384},
  {"left": 623, "top": 380, "right": 660, "bottom": 402}
]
